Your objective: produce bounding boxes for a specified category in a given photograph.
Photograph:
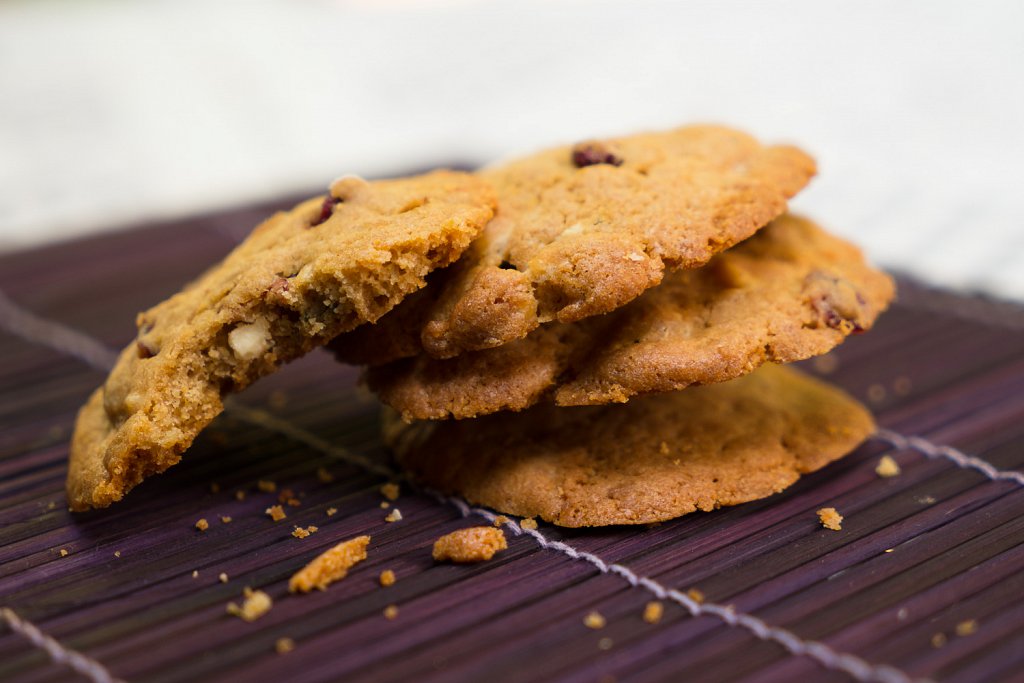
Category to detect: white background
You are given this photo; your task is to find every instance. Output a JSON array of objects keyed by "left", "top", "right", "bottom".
[{"left": 1, "top": 0, "right": 1022, "bottom": 300}]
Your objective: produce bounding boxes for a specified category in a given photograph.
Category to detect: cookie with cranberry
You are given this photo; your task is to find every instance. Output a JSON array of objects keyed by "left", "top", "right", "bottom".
[
  {"left": 332, "top": 125, "right": 815, "bottom": 364},
  {"left": 367, "top": 214, "right": 894, "bottom": 420},
  {"left": 383, "top": 365, "right": 874, "bottom": 527},
  {"left": 67, "top": 171, "right": 495, "bottom": 510}
]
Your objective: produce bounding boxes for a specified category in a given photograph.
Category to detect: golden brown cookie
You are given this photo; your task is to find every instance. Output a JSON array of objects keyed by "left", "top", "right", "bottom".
[
  {"left": 384, "top": 365, "right": 875, "bottom": 527},
  {"left": 366, "top": 214, "right": 895, "bottom": 420},
  {"left": 332, "top": 125, "right": 815, "bottom": 363},
  {"left": 67, "top": 171, "right": 495, "bottom": 511}
]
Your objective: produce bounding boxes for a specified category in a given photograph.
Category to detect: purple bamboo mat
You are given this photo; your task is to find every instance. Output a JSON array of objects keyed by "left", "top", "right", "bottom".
[{"left": 2, "top": 194, "right": 1024, "bottom": 683}]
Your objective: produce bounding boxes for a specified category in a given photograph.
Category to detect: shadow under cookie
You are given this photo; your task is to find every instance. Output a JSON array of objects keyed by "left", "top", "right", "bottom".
[{"left": 383, "top": 365, "right": 875, "bottom": 527}]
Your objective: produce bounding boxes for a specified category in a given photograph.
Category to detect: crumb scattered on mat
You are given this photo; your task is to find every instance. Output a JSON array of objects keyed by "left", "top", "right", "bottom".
[
  {"left": 289, "top": 536, "right": 370, "bottom": 593},
  {"left": 384, "top": 508, "right": 403, "bottom": 523},
  {"left": 520, "top": 518, "right": 538, "bottom": 531},
  {"left": 687, "top": 588, "right": 705, "bottom": 604},
  {"left": 266, "top": 505, "right": 287, "bottom": 522},
  {"left": 326, "top": 507, "right": 338, "bottom": 517},
  {"left": 380, "top": 570, "right": 396, "bottom": 587},
  {"left": 275, "top": 638, "right": 295, "bottom": 655},
  {"left": 383, "top": 605, "right": 399, "bottom": 620},
  {"left": 956, "top": 619, "right": 979, "bottom": 636},
  {"left": 195, "top": 518, "right": 209, "bottom": 532},
  {"left": 221, "top": 516, "right": 232, "bottom": 524},
  {"left": 875, "top": 455, "right": 901, "bottom": 478},
  {"left": 931, "top": 633, "right": 947, "bottom": 648},
  {"left": 380, "top": 482, "right": 400, "bottom": 501},
  {"left": 219, "top": 572, "right": 229, "bottom": 583},
  {"left": 257, "top": 480, "right": 277, "bottom": 493},
  {"left": 584, "top": 611, "right": 606, "bottom": 629},
  {"left": 235, "top": 491, "right": 247, "bottom": 501},
  {"left": 292, "top": 526, "right": 318, "bottom": 539},
  {"left": 114, "top": 550, "right": 121, "bottom": 558},
  {"left": 316, "top": 467, "right": 335, "bottom": 484},
  {"left": 433, "top": 527, "right": 507, "bottom": 563},
  {"left": 493, "top": 515, "right": 509, "bottom": 527},
  {"left": 817, "top": 507, "right": 843, "bottom": 531},
  {"left": 191, "top": 570, "right": 199, "bottom": 579},
  {"left": 643, "top": 601, "right": 664, "bottom": 624},
  {"left": 226, "top": 587, "right": 273, "bottom": 622},
  {"left": 58, "top": 548, "right": 68, "bottom": 557}
]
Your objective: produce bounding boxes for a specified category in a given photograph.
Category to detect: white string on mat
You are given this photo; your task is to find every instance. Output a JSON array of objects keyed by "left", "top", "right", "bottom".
[
  {"left": 1, "top": 607, "right": 124, "bottom": 683},
  {"left": 873, "top": 429, "right": 1024, "bottom": 487},
  {"left": 10, "top": 288, "right": 1024, "bottom": 683}
]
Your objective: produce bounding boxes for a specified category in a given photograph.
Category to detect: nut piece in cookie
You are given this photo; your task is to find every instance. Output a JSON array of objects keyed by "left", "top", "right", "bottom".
[
  {"left": 384, "top": 365, "right": 874, "bottom": 527},
  {"left": 333, "top": 125, "right": 816, "bottom": 364},
  {"left": 432, "top": 527, "right": 508, "bottom": 563},
  {"left": 289, "top": 535, "right": 370, "bottom": 593},
  {"left": 366, "top": 214, "right": 894, "bottom": 420},
  {"left": 67, "top": 171, "right": 495, "bottom": 511}
]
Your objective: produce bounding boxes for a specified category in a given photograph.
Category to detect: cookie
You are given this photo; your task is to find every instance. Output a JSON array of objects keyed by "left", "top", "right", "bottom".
[
  {"left": 67, "top": 171, "right": 495, "bottom": 511},
  {"left": 366, "top": 214, "right": 895, "bottom": 420},
  {"left": 332, "top": 125, "right": 816, "bottom": 364},
  {"left": 384, "top": 365, "right": 875, "bottom": 527}
]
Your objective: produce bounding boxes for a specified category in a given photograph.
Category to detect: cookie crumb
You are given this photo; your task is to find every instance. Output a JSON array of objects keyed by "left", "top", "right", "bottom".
[
  {"left": 433, "top": 527, "right": 507, "bottom": 563},
  {"left": 917, "top": 495, "right": 937, "bottom": 505},
  {"left": 598, "top": 637, "right": 614, "bottom": 651},
  {"left": 226, "top": 587, "right": 273, "bottom": 622},
  {"left": 286, "top": 498, "right": 301, "bottom": 507},
  {"left": 931, "top": 633, "right": 947, "bottom": 648},
  {"left": 383, "top": 605, "right": 399, "bottom": 620},
  {"left": 643, "top": 601, "right": 664, "bottom": 624},
  {"left": 195, "top": 518, "right": 209, "bottom": 532},
  {"left": 380, "top": 482, "right": 400, "bottom": 501},
  {"left": 266, "top": 505, "right": 287, "bottom": 522},
  {"left": 817, "top": 507, "right": 843, "bottom": 531},
  {"left": 221, "top": 516, "right": 233, "bottom": 524},
  {"left": 326, "top": 507, "right": 338, "bottom": 517},
  {"left": 897, "top": 607, "right": 909, "bottom": 621},
  {"left": 520, "top": 518, "right": 538, "bottom": 531},
  {"left": 493, "top": 515, "right": 509, "bottom": 527},
  {"left": 380, "top": 569, "right": 396, "bottom": 587},
  {"left": 292, "top": 526, "right": 319, "bottom": 539},
  {"left": 380, "top": 501, "right": 390, "bottom": 509},
  {"left": 686, "top": 588, "right": 705, "bottom": 604},
  {"left": 114, "top": 550, "right": 121, "bottom": 558},
  {"left": 955, "top": 619, "right": 978, "bottom": 637},
  {"left": 47, "top": 501, "right": 57, "bottom": 511},
  {"left": 316, "top": 467, "right": 335, "bottom": 484},
  {"left": 192, "top": 570, "right": 199, "bottom": 579},
  {"left": 278, "top": 489, "right": 295, "bottom": 504},
  {"left": 385, "top": 508, "right": 403, "bottom": 523},
  {"left": 289, "top": 536, "right": 370, "bottom": 593},
  {"left": 219, "top": 572, "right": 229, "bottom": 583},
  {"left": 875, "top": 455, "right": 901, "bottom": 478},
  {"left": 275, "top": 637, "right": 295, "bottom": 655},
  {"left": 584, "top": 611, "right": 606, "bottom": 629},
  {"left": 257, "top": 480, "right": 277, "bottom": 493},
  {"left": 885, "top": 548, "right": 895, "bottom": 554},
  {"left": 235, "top": 490, "right": 247, "bottom": 501},
  {"left": 59, "top": 548, "right": 69, "bottom": 557}
]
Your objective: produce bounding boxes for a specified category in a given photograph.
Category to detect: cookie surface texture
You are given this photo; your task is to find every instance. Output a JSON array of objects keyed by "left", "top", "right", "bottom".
[
  {"left": 67, "top": 171, "right": 495, "bottom": 510},
  {"left": 367, "top": 214, "right": 895, "bottom": 420},
  {"left": 333, "top": 125, "right": 816, "bottom": 363},
  {"left": 384, "top": 365, "right": 875, "bottom": 527}
]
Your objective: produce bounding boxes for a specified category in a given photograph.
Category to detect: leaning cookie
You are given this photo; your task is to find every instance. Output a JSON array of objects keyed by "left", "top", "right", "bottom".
[
  {"left": 67, "top": 171, "right": 496, "bottom": 511},
  {"left": 365, "top": 214, "right": 894, "bottom": 420},
  {"left": 332, "top": 125, "right": 816, "bottom": 364},
  {"left": 384, "top": 365, "right": 874, "bottom": 527}
]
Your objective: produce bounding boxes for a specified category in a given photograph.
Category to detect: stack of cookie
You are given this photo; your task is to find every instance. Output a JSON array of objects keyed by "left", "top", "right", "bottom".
[
  {"left": 335, "top": 126, "right": 894, "bottom": 527},
  {"left": 67, "top": 126, "right": 893, "bottom": 528}
]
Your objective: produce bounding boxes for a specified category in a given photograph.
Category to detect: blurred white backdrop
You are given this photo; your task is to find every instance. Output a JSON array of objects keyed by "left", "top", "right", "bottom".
[{"left": 1, "top": 0, "right": 1022, "bottom": 299}]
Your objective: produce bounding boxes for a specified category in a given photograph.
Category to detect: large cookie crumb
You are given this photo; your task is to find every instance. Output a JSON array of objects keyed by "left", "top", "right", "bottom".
[
  {"left": 432, "top": 527, "right": 508, "bottom": 563},
  {"left": 289, "top": 535, "right": 370, "bottom": 593}
]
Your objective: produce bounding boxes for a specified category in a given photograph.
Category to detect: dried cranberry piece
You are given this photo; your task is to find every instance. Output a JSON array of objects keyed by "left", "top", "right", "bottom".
[
  {"left": 571, "top": 142, "right": 623, "bottom": 168},
  {"left": 311, "top": 196, "right": 339, "bottom": 227}
]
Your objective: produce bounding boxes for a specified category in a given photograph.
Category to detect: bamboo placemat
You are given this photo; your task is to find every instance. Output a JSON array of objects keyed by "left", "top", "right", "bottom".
[{"left": 2, "top": 195, "right": 1023, "bottom": 683}]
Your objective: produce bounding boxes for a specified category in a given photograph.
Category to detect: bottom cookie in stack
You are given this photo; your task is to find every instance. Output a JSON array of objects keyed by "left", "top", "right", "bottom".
[{"left": 382, "top": 365, "right": 874, "bottom": 527}]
